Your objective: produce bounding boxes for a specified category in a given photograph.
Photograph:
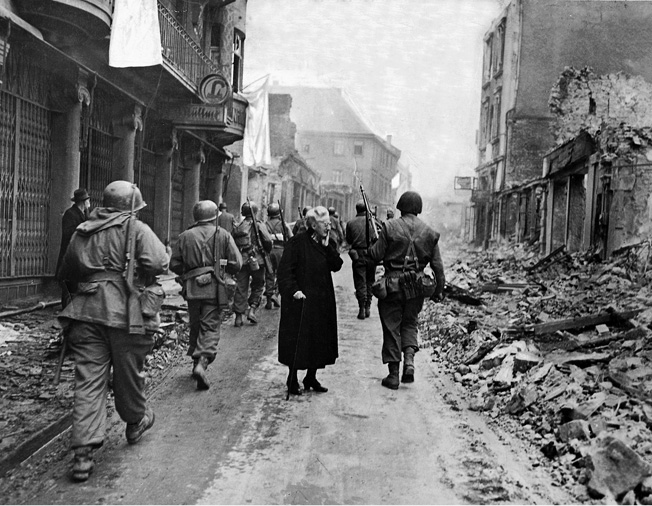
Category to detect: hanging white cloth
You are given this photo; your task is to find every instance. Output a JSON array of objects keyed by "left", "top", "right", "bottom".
[
  {"left": 109, "top": 0, "right": 162, "bottom": 68},
  {"left": 241, "top": 76, "right": 272, "bottom": 168}
]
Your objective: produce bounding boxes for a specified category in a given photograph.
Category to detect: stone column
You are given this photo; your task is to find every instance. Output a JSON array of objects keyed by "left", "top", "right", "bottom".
[
  {"left": 48, "top": 75, "right": 90, "bottom": 273},
  {"left": 112, "top": 104, "right": 143, "bottom": 182},
  {"left": 153, "top": 129, "right": 178, "bottom": 242},
  {"left": 182, "top": 138, "right": 204, "bottom": 230}
]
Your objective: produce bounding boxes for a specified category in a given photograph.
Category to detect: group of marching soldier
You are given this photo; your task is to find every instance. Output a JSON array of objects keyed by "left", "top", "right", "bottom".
[{"left": 56, "top": 180, "right": 445, "bottom": 482}]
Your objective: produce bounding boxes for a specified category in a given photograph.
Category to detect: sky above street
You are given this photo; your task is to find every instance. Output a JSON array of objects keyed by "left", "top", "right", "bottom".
[{"left": 244, "top": 0, "right": 502, "bottom": 199}]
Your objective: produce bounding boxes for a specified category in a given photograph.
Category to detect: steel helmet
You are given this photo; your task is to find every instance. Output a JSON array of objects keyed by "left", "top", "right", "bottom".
[
  {"left": 267, "top": 203, "right": 280, "bottom": 217},
  {"left": 193, "top": 200, "right": 218, "bottom": 222},
  {"left": 241, "top": 201, "right": 258, "bottom": 217},
  {"left": 102, "top": 181, "right": 146, "bottom": 211},
  {"left": 396, "top": 191, "right": 423, "bottom": 215}
]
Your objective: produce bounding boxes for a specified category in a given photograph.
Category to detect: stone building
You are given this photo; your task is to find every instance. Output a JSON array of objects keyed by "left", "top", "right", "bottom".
[
  {"left": 472, "top": 0, "right": 652, "bottom": 249},
  {"left": 0, "top": 0, "right": 248, "bottom": 302},
  {"left": 271, "top": 85, "right": 400, "bottom": 221}
]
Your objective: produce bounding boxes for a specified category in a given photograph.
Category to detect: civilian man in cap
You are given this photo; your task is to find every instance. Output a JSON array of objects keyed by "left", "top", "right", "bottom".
[
  {"left": 369, "top": 190, "right": 445, "bottom": 390},
  {"left": 217, "top": 202, "right": 235, "bottom": 234},
  {"left": 56, "top": 188, "right": 91, "bottom": 308}
]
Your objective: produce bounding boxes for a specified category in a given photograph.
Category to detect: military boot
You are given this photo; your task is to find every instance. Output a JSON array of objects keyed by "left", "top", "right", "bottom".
[
  {"left": 247, "top": 306, "right": 258, "bottom": 324},
  {"left": 381, "top": 362, "right": 400, "bottom": 390},
  {"left": 357, "top": 302, "right": 366, "bottom": 320},
  {"left": 126, "top": 407, "right": 155, "bottom": 444},
  {"left": 234, "top": 313, "right": 244, "bottom": 327},
  {"left": 71, "top": 446, "right": 95, "bottom": 482},
  {"left": 402, "top": 347, "right": 416, "bottom": 383},
  {"left": 192, "top": 357, "right": 210, "bottom": 390},
  {"left": 271, "top": 295, "right": 281, "bottom": 307},
  {"left": 364, "top": 301, "right": 371, "bottom": 318},
  {"left": 265, "top": 298, "right": 273, "bottom": 310}
]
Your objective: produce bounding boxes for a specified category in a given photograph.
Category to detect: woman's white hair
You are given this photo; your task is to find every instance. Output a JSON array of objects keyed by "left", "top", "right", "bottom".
[{"left": 306, "top": 205, "right": 329, "bottom": 229}]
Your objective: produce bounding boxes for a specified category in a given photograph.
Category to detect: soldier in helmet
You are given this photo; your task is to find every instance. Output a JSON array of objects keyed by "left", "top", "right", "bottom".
[
  {"left": 57, "top": 181, "right": 169, "bottom": 482},
  {"left": 292, "top": 206, "right": 312, "bottom": 235},
  {"left": 231, "top": 201, "right": 273, "bottom": 326},
  {"left": 345, "top": 199, "right": 377, "bottom": 319},
  {"left": 263, "top": 203, "right": 293, "bottom": 309},
  {"left": 170, "top": 200, "right": 242, "bottom": 390},
  {"left": 328, "top": 206, "right": 344, "bottom": 246},
  {"left": 369, "top": 191, "right": 445, "bottom": 390}
]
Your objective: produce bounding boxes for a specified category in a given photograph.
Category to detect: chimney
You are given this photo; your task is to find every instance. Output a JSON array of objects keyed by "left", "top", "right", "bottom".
[{"left": 386, "top": 134, "right": 392, "bottom": 145}]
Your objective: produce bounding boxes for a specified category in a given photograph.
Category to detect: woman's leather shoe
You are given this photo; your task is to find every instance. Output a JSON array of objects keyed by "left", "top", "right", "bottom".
[
  {"left": 303, "top": 378, "right": 328, "bottom": 393},
  {"left": 287, "top": 382, "right": 303, "bottom": 396}
]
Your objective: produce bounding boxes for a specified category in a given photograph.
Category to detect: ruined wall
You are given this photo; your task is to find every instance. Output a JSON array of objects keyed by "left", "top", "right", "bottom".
[
  {"left": 505, "top": 116, "right": 554, "bottom": 184},
  {"left": 608, "top": 157, "right": 652, "bottom": 254},
  {"left": 269, "top": 94, "right": 296, "bottom": 157},
  {"left": 518, "top": 0, "right": 652, "bottom": 119}
]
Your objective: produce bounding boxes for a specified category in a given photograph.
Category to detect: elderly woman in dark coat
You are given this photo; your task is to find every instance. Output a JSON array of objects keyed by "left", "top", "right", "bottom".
[{"left": 278, "top": 206, "right": 343, "bottom": 395}]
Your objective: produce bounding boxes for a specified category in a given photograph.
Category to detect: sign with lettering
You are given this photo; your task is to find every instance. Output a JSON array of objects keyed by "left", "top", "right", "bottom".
[{"left": 199, "top": 74, "right": 231, "bottom": 105}]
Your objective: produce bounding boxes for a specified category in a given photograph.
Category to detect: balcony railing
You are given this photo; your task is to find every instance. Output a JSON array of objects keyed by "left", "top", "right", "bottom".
[{"left": 158, "top": 2, "right": 221, "bottom": 91}]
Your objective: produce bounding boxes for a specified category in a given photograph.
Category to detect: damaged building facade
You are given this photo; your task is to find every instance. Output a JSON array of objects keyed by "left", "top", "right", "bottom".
[
  {"left": 471, "top": 0, "right": 652, "bottom": 256},
  {"left": 0, "top": 0, "right": 248, "bottom": 303},
  {"left": 545, "top": 69, "right": 652, "bottom": 258},
  {"left": 271, "top": 86, "right": 401, "bottom": 220}
]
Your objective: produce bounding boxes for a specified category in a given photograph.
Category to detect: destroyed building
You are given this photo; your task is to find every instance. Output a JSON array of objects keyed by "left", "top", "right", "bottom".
[{"left": 470, "top": 0, "right": 652, "bottom": 255}]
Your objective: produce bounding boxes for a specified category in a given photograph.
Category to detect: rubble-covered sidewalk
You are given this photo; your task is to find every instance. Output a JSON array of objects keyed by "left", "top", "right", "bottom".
[{"left": 421, "top": 241, "right": 652, "bottom": 504}]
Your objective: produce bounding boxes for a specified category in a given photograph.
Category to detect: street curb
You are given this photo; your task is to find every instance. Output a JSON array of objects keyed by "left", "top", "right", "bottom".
[{"left": 0, "top": 413, "right": 73, "bottom": 478}]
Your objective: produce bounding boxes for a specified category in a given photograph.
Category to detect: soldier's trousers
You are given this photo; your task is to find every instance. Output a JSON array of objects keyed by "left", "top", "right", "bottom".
[
  {"left": 264, "top": 247, "right": 284, "bottom": 299},
  {"left": 67, "top": 321, "right": 153, "bottom": 448},
  {"left": 352, "top": 255, "right": 375, "bottom": 304},
  {"left": 377, "top": 292, "right": 424, "bottom": 363},
  {"left": 233, "top": 263, "right": 265, "bottom": 314},
  {"left": 187, "top": 299, "right": 220, "bottom": 363}
]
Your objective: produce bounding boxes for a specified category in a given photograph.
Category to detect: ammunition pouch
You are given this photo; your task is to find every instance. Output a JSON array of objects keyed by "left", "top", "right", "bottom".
[
  {"left": 181, "top": 266, "right": 217, "bottom": 300},
  {"left": 140, "top": 283, "right": 165, "bottom": 317}
]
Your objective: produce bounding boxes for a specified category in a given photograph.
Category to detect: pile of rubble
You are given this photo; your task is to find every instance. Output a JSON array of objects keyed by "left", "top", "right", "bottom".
[{"left": 421, "top": 241, "right": 652, "bottom": 504}]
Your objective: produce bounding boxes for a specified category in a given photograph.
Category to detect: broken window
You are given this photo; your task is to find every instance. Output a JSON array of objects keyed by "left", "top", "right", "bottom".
[{"left": 354, "top": 141, "right": 363, "bottom": 156}]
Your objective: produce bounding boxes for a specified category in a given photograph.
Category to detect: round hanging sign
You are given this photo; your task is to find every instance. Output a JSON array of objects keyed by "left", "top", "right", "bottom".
[{"left": 199, "top": 74, "right": 232, "bottom": 105}]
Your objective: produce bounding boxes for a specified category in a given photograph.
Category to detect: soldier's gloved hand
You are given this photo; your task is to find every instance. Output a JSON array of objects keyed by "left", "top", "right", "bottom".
[{"left": 293, "top": 291, "right": 306, "bottom": 300}]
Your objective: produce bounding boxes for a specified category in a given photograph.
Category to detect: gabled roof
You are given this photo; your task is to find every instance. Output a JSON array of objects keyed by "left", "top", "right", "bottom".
[{"left": 271, "top": 86, "right": 376, "bottom": 136}]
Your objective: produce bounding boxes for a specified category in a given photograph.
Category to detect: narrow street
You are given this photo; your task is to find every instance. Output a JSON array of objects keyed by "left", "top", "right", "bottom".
[{"left": 17, "top": 257, "right": 573, "bottom": 505}]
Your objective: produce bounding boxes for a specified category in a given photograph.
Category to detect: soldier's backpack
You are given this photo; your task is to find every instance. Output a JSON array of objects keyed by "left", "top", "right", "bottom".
[{"left": 232, "top": 218, "right": 253, "bottom": 252}]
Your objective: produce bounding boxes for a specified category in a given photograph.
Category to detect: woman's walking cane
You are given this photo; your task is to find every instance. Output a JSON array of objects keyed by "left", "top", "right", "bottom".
[{"left": 286, "top": 298, "right": 306, "bottom": 401}]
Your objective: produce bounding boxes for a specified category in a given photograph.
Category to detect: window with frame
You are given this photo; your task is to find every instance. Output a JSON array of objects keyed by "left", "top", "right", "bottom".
[
  {"left": 354, "top": 141, "right": 363, "bottom": 156},
  {"left": 333, "top": 170, "right": 343, "bottom": 183},
  {"left": 232, "top": 29, "right": 244, "bottom": 93},
  {"left": 333, "top": 140, "right": 344, "bottom": 156},
  {"left": 492, "top": 19, "right": 506, "bottom": 76},
  {"left": 491, "top": 92, "right": 501, "bottom": 140},
  {"left": 480, "top": 98, "right": 490, "bottom": 145},
  {"left": 483, "top": 34, "right": 493, "bottom": 83}
]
